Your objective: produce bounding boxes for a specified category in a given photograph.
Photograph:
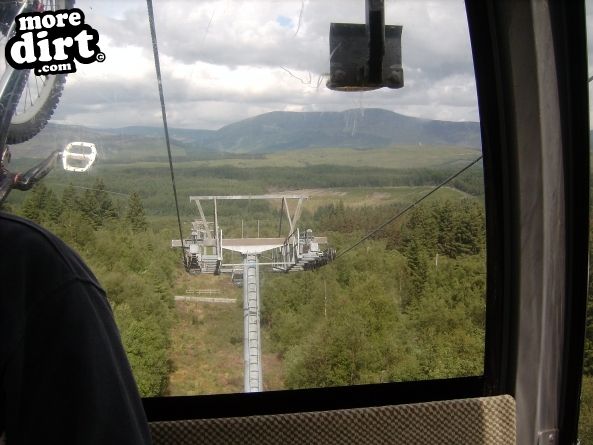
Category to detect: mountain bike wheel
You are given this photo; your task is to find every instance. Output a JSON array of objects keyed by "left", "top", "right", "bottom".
[
  {"left": 6, "top": 73, "right": 68, "bottom": 144},
  {"left": 5, "top": 0, "right": 74, "bottom": 144}
]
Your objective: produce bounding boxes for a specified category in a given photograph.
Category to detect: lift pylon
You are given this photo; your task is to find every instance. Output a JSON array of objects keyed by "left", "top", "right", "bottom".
[{"left": 171, "top": 194, "right": 334, "bottom": 392}]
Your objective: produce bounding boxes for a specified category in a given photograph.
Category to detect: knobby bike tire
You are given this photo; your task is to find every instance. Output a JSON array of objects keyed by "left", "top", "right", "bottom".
[
  {"left": 6, "top": 0, "right": 74, "bottom": 144},
  {"left": 6, "top": 74, "right": 68, "bottom": 144}
]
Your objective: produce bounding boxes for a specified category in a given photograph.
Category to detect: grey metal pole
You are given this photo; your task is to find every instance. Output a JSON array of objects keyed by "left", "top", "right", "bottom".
[{"left": 243, "top": 254, "right": 262, "bottom": 392}]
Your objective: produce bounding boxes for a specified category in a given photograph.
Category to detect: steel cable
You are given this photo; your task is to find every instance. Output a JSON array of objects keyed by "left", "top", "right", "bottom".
[{"left": 146, "top": 0, "right": 186, "bottom": 267}]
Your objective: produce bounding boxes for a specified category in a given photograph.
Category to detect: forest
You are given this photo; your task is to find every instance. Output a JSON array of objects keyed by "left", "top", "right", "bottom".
[
  {"left": 2, "top": 157, "right": 591, "bottom": 441},
  {"left": 6, "top": 156, "right": 485, "bottom": 215},
  {"left": 262, "top": 199, "right": 486, "bottom": 388},
  {"left": 3, "top": 167, "right": 488, "bottom": 392}
]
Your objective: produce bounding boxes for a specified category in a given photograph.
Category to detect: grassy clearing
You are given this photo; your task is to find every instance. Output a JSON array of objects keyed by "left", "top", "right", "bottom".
[
  {"left": 271, "top": 186, "right": 469, "bottom": 212},
  {"left": 168, "top": 273, "right": 243, "bottom": 395},
  {"left": 109, "top": 145, "right": 480, "bottom": 170},
  {"left": 168, "top": 300, "right": 243, "bottom": 395},
  {"left": 7, "top": 144, "right": 482, "bottom": 218},
  {"left": 250, "top": 146, "right": 480, "bottom": 170},
  {"left": 168, "top": 272, "right": 285, "bottom": 395}
]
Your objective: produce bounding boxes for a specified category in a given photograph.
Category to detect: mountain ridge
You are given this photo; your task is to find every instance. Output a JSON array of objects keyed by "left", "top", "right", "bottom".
[{"left": 12, "top": 108, "right": 482, "bottom": 159}]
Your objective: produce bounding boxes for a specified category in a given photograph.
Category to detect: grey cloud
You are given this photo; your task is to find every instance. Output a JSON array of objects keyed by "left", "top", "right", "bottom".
[
  {"left": 55, "top": 0, "right": 481, "bottom": 129},
  {"left": 88, "top": 0, "right": 474, "bottom": 76}
]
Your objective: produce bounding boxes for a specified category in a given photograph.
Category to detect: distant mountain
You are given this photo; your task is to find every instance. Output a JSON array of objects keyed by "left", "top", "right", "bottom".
[
  {"left": 11, "top": 109, "right": 481, "bottom": 159},
  {"left": 11, "top": 124, "right": 200, "bottom": 160},
  {"left": 202, "top": 109, "right": 481, "bottom": 153},
  {"left": 106, "top": 126, "right": 216, "bottom": 145}
]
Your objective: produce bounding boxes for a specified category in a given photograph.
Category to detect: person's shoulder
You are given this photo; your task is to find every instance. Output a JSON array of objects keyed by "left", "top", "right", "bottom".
[
  {"left": 0, "top": 212, "right": 101, "bottom": 290},
  {"left": 0, "top": 211, "right": 53, "bottom": 236},
  {"left": 0, "top": 211, "right": 61, "bottom": 239},
  {"left": 1, "top": 211, "right": 71, "bottom": 257}
]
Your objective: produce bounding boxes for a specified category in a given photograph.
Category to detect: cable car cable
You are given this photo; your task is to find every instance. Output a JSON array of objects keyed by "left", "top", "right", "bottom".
[
  {"left": 333, "top": 155, "right": 484, "bottom": 260},
  {"left": 52, "top": 183, "right": 130, "bottom": 197},
  {"left": 146, "top": 0, "right": 186, "bottom": 267}
]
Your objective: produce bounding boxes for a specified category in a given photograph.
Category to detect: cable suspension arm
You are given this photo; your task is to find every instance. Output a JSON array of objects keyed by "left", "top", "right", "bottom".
[{"left": 277, "top": 198, "right": 285, "bottom": 237}]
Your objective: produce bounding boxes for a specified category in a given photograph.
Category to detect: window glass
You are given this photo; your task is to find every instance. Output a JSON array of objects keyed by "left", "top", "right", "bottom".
[{"left": 2, "top": 0, "right": 485, "bottom": 397}]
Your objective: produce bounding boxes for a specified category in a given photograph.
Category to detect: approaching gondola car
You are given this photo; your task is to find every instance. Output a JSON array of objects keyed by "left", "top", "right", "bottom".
[{"left": 142, "top": 1, "right": 590, "bottom": 444}]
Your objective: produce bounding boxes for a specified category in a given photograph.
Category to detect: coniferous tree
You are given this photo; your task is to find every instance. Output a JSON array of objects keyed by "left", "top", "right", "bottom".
[
  {"left": 94, "top": 178, "right": 118, "bottom": 223},
  {"left": 21, "top": 183, "right": 48, "bottom": 223},
  {"left": 401, "top": 205, "right": 437, "bottom": 255},
  {"left": 126, "top": 192, "right": 148, "bottom": 232},
  {"left": 45, "top": 189, "right": 63, "bottom": 223},
  {"left": 79, "top": 179, "right": 117, "bottom": 227},
  {"left": 79, "top": 188, "right": 98, "bottom": 226},
  {"left": 405, "top": 238, "right": 429, "bottom": 302},
  {"left": 61, "top": 183, "right": 79, "bottom": 212},
  {"left": 436, "top": 201, "right": 456, "bottom": 257},
  {"left": 453, "top": 200, "right": 485, "bottom": 256}
]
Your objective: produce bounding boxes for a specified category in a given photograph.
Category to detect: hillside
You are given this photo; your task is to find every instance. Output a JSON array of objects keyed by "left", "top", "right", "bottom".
[
  {"left": 210, "top": 109, "right": 481, "bottom": 153},
  {"left": 11, "top": 108, "right": 481, "bottom": 160}
]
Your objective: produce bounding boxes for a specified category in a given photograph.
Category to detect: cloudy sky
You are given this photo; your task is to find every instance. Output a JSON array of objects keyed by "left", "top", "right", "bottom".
[
  {"left": 48, "top": 0, "right": 481, "bottom": 130},
  {"left": 48, "top": 0, "right": 593, "bottom": 130}
]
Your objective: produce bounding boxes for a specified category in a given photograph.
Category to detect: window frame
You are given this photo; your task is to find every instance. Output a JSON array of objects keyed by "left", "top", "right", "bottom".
[{"left": 142, "top": 5, "right": 590, "bottom": 444}]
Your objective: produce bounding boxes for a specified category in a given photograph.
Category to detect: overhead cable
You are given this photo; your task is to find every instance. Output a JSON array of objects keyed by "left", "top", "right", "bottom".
[{"left": 146, "top": 0, "right": 186, "bottom": 266}]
